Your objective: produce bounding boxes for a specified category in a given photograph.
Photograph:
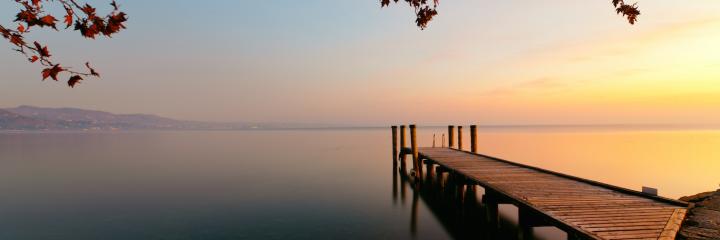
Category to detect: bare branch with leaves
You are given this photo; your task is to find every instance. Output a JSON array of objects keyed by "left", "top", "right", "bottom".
[
  {"left": 1, "top": 0, "right": 127, "bottom": 87},
  {"left": 381, "top": 0, "right": 641, "bottom": 29}
]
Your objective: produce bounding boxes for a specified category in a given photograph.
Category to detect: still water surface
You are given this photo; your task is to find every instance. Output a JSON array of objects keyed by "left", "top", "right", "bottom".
[{"left": 0, "top": 128, "right": 717, "bottom": 239}]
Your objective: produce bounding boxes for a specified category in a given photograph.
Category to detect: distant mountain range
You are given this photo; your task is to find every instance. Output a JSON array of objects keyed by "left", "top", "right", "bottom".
[{"left": 0, "top": 106, "right": 323, "bottom": 131}]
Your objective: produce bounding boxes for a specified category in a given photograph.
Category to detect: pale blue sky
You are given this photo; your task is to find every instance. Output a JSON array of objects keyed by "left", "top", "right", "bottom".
[{"left": 2, "top": 1, "right": 720, "bottom": 125}]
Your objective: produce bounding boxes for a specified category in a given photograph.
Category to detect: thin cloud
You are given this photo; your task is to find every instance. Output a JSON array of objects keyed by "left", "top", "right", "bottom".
[{"left": 480, "top": 77, "right": 566, "bottom": 96}]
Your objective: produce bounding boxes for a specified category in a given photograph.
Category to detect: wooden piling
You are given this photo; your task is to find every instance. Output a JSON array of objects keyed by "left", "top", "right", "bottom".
[
  {"left": 518, "top": 208, "right": 538, "bottom": 240},
  {"left": 399, "top": 125, "right": 407, "bottom": 171},
  {"left": 426, "top": 161, "right": 434, "bottom": 179},
  {"left": 400, "top": 125, "right": 407, "bottom": 150},
  {"left": 410, "top": 124, "right": 421, "bottom": 177},
  {"left": 483, "top": 190, "right": 500, "bottom": 229},
  {"left": 391, "top": 126, "right": 398, "bottom": 163},
  {"left": 448, "top": 125, "right": 455, "bottom": 148},
  {"left": 457, "top": 126, "right": 463, "bottom": 150},
  {"left": 470, "top": 125, "right": 477, "bottom": 153},
  {"left": 436, "top": 166, "right": 445, "bottom": 183}
]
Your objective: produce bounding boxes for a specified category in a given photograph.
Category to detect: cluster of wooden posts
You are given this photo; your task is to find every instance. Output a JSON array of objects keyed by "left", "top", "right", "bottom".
[
  {"left": 389, "top": 125, "right": 535, "bottom": 239},
  {"left": 390, "top": 125, "right": 583, "bottom": 240},
  {"left": 391, "top": 125, "right": 478, "bottom": 177}
]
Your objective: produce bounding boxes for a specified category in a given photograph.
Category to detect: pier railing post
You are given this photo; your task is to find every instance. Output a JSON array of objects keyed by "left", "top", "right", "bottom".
[
  {"left": 457, "top": 126, "right": 463, "bottom": 150},
  {"left": 470, "top": 125, "right": 477, "bottom": 153},
  {"left": 399, "top": 125, "right": 407, "bottom": 171},
  {"left": 448, "top": 125, "right": 455, "bottom": 148},
  {"left": 410, "top": 124, "right": 421, "bottom": 178},
  {"left": 391, "top": 126, "right": 398, "bottom": 163}
]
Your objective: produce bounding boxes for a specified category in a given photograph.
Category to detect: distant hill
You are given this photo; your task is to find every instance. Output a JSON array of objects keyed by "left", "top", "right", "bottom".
[
  {"left": 0, "top": 109, "right": 64, "bottom": 130},
  {"left": 0, "top": 106, "right": 250, "bottom": 131}
]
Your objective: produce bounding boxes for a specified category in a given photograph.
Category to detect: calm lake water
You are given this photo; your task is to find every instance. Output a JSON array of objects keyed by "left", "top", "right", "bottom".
[{"left": 0, "top": 127, "right": 718, "bottom": 239}]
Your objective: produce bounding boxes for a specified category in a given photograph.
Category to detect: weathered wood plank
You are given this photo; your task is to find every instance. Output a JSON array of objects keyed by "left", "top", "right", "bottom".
[{"left": 658, "top": 209, "right": 687, "bottom": 240}]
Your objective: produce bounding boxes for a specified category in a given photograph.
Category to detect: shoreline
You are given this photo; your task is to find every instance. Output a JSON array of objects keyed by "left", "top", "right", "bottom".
[{"left": 678, "top": 189, "right": 720, "bottom": 239}]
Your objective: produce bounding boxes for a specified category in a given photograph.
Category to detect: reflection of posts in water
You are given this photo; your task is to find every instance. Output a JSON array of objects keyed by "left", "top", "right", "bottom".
[
  {"left": 393, "top": 163, "right": 398, "bottom": 205},
  {"left": 401, "top": 172, "right": 407, "bottom": 205},
  {"left": 402, "top": 165, "right": 488, "bottom": 240},
  {"left": 410, "top": 189, "right": 419, "bottom": 237},
  {"left": 399, "top": 125, "right": 407, "bottom": 173}
]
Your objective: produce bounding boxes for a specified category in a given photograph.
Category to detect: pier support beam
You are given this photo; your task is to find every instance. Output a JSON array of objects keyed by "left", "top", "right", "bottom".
[
  {"left": 470, "top": 125, "right": 477, "bottom": 153},
  {"left": 448, "top": 125, "right": 455, "bottom": 148},
  {"left": 483, "top": 191, "right": 500, "bottom": 229},
  {"left": 425, "top": 161, "right": 435, "bottom": 179},
  {"left": 519, "top": 207, "right": 544, "bottom": 240},
  {"left": 436, "top": 166, "right": 445, "bottom": 183}
]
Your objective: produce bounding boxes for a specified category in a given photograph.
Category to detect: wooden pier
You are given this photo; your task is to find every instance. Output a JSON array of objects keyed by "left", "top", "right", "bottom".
[{"left": 392, "top": 125, "right": 689, "bottom": 240}]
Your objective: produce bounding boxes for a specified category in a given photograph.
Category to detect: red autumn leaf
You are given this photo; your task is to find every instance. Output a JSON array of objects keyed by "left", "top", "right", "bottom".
[
  {"left": 104, "top": 12, "right": 127, "bottom": 35},
  {"left": 41, "top": 64, "right": 63, "bottom": 81},
  {"left": 39, "top": 15, "right": 57, "bottom": 29},
  {"left": 15, "top": 10, "right": 37, "bottom": 25},
  {"left": 64, "top": 14, "right": 73, "bottom": 28},
  {"left": 17, "top": 23, "right": 25, "bottom": 33},
  {"left": 31, "top": 0, "right": 41, "bottom": 7},
  {"left": 33, "top": 41, "right": 51, "bottom": 57},
  {"left": 68, "top": 75, "right": 83, "bottom": 87},
  {"left": 29, "top": 55, "right": 39, "bottom": 62},
  {"left": 9, "top": 33, "right": 24, "bottom": 46},
  {"left": 81, "top": 4, "right": 96, "bottom": 16}
]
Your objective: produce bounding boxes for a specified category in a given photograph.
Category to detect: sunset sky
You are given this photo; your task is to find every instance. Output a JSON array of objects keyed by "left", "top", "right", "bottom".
[{"left": 2, "top": 0, "right": 720, "bottom": 125}]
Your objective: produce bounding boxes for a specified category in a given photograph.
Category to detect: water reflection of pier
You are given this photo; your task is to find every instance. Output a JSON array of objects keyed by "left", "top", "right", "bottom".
[{"left": 393, "top": 157, "right": 551, "bottom": 239}]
